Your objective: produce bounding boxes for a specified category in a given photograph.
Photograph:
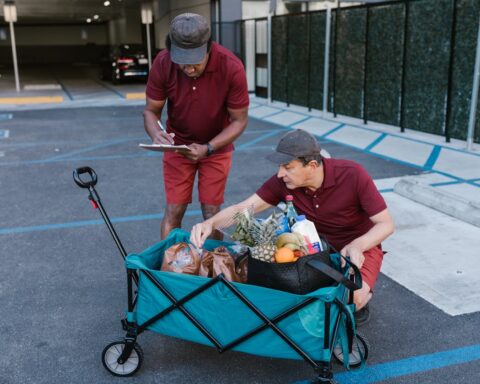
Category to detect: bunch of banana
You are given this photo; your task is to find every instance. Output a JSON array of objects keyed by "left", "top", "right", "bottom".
[{"left": 275, "top": 232, "right": 308, "bottom": 256}]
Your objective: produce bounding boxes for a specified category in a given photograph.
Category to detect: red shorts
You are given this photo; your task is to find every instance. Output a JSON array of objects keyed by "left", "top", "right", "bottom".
[
  {"left": 360, "top": 245, "right": 385, "bottom": 291},
  {"left": 163, "top": 151, "right": 232, "bottom": 205}
]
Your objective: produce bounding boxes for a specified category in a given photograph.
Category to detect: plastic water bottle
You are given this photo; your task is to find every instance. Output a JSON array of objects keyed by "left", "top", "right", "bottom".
[
  {"left": 285, "top": 195, "right": 298, "bottom": 229},
  {"left": 291, "top": 215, "right": 323, "bottom": 254}
]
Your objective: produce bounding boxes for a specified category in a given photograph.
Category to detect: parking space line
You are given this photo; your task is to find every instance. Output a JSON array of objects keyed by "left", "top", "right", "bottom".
[
  {"left": 0, "top": 129, "right": 9, "bottom": 139},
  {"left": 364, "top": 133, "right": 387, "bottom": 151},
  {"left": 291, "top": 344, "right": 480, "bottom": 384},
  {"left": 125, "top": 92, "right": 146, "bottom": 100},
  {"left": 92, "top": 79, "right": 125, "bottom": 99},
  {"left": 424, "top": 145, "right": 442, "bottom": 169},
  {"left": 249, "top": 99, "right": 480, "bottom": 159},
  {"left": 55, "top": 78, "right": 74, "bottom": 100},
  {"left": 0, "top": 96, "right": 64, "bottom": 104},
  {"left": 335, "top": 343, "right": 480, "bottom": 384},
  {"left": 0, "top": 209, "right": 203, "bottom": 235},
  {"left": 319, "top": 123, "right": 346, "bottom": 138},
  {"left": 236, "top": 128, "right": 286, "bottom": 150},
  {"left": 44, "top": 137, "right": 143, "bottom": 161}
]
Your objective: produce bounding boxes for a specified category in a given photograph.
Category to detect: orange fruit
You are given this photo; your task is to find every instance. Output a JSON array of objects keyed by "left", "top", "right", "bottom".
[{"left": 275, "top": 247, "right": 296, "bottom": 263}]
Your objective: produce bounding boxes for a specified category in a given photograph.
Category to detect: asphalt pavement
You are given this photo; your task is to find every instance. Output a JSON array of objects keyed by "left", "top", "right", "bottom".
[{"left": 0, "top": 101, "right": 479, "bottom": 384}]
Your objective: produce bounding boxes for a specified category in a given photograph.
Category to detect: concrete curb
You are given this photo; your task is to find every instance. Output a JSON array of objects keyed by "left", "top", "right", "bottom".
[{"left": 394, "top": 178, "right": 480, "bottom": 227}]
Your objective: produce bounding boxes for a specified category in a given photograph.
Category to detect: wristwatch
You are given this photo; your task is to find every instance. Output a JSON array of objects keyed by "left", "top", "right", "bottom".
[{"left": 206, "top": 142, "right": 214, "bottom": 156}]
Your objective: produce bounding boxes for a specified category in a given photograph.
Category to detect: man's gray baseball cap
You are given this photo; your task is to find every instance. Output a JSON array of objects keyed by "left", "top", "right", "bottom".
[
  {"left": 169, "top": 13, "right": 211, "bottom": 64},
  {"left": 266, "top": 129, "right": 322, "bottom": 165}
]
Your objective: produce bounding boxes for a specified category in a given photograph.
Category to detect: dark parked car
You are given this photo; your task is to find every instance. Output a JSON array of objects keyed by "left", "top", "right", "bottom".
[{"left": 101, "top": 44, "right": 149, "bottom": 84}]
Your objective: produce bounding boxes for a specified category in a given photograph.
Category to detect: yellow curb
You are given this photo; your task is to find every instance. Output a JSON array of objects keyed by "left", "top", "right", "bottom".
[
  {"left": 0, "top": 96, "right": 64, "bottom": 104},
  {"left": 125, "top": 93, "right": 146, "bottom": 100}
]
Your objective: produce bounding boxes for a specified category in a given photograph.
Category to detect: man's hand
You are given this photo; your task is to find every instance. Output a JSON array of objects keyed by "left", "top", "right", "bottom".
[
  {"left": 340, "top": 244, "right": 365, "bottom": 269},
  {"left": 153, "top": 130, "right": 175, "bottom": 145},
  {"left": 183, "top": 143, "right": 209, "bottom": 161},
  {"left": 190, "top": 221, "right": 214, "bottom": 249}
]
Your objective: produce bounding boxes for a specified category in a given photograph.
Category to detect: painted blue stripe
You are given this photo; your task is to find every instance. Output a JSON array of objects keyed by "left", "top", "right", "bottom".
[
  {"left": 291, "top": 344, "right": 480, "bottom": 384},
  {"left": 0, "top": 143, "right": 289, "bottom": 166},
  {"left": 236, "top": 129, "right": 285, "bottom": 150},
  {"left": 430, "top": 179, "right": 480, "bottom": 188},
  {"left": 364, "top": 133, "right": 387, "bottom": 151},
  {"left": 336, "top": 344, "right": 480, "bottom": 384},
  {"left": 45, "top": 137, "right": 136, "bottom": 161},
  {"left": 0, "top": 113, "right": 13, "bottom": 120},
  {"left": 249, "top": 99, "right": 480, "bottom": 158},
  {"left": 289, "top": 116, "right": 312, "bottom": 127},
  {"left": 424, "top": 145, "right": 442, "bottom": 169},
  {"left": 56, "top": 78, "right": 74, "bottom": 101},
  {"left": 320, "top": 124, "right": 346, "bottom": 138},
  {"left": 378, "top": 188, "right": 394, "bottom": 193},
  {"left": 0, "top": 209, "right": 203, "bottom": 235}
]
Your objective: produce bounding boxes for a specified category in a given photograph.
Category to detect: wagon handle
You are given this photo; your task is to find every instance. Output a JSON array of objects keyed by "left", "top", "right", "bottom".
[{"left": 73, "top": 166, "right": 98, "bottom": 189}]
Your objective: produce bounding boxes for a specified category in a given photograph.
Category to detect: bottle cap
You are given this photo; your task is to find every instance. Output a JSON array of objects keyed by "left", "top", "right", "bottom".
[
  {"left": 296, "top": 215, "right": 305, "bottom": 221},
  {"left": 286, "top": 195, "right": 293, "bottom": 201}
]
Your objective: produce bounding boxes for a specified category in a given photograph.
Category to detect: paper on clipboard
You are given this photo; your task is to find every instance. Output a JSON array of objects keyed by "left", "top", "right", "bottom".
[{"left": 139, "top": 143, "right": 192, "bottom": 153}]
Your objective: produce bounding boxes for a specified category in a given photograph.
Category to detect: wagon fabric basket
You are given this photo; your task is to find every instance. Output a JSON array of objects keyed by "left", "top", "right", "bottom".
[
  {"left": 125, "top": 229, "right": 358, "bottom": 364},
  {"left": 74, "top": 166, "right": 366, "bottom": 382}
]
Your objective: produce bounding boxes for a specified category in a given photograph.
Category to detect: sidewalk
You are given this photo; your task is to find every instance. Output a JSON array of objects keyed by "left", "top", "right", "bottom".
[{"left": 248, "top": 96, "right": 480, "bottom": 316}]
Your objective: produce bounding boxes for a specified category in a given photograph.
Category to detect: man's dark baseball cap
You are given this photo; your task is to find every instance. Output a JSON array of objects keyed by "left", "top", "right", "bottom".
[
  {"left": 169, "top": 13, "right": 211, "bottom": 65},
  {"left": 266, "top": 129, "right": 322, "bottom": 165}
]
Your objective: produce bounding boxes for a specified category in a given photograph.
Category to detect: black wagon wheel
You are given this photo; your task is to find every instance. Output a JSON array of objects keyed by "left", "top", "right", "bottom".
[
  {"left": 102, "top": 339, "right": 144, "bottom": 377},
  {"left": 333, "top": 333, "right": 369, "bottom": 368}
]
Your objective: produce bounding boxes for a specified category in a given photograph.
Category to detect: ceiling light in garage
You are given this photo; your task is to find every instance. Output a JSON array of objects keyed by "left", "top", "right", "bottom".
[
  {"left": 104, "top": 1, "right": 111, "bottom": 6},
  {"left": 86, "top": 18, "right": 92, "bottom": 23},
  {"left": 93, "top": 14, "right": 99, "bottom": 20}
]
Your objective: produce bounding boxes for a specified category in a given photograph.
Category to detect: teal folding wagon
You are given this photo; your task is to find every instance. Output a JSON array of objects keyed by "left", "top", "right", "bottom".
[{"left": 74, "top": 166, "right": 368, "bottom": 384}]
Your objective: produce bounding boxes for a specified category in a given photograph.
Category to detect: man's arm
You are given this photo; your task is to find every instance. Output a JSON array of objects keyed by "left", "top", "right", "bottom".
[
  {"left": 341, "top": 208, "right": 395, "bottom": 268},
  {"left": 187, "top": 106, "right": 248, "bottom": 161},
  {"left": 143, "top": 97, "right": 174, "bottom": 144},
  {"left": 190, "top": 193, "right": 272, "bottom": 248}
]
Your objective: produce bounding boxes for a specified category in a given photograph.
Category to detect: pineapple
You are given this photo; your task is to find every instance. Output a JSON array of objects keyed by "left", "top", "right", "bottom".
[
  {"left": 232, "top": 210, "right": 282, "bottom": 263},
  {"left": 231, "top": 209, "right": 255, "bottom": 246}
]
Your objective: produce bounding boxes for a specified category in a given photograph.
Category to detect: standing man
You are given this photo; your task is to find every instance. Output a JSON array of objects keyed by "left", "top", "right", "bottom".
[
  {"left": 191, "top": 129, "right": 394, "bottom": 325},
  {"left": 143, "top": 13, "right": 249, "bottom": 239}
]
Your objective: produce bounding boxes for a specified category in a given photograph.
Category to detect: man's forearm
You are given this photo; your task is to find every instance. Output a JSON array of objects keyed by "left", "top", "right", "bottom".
[
  {"left": 143, "top": 108, "right": 161, "bottom": 140},
  {"left": 349, "top": 221, "right": 394, "bottom": 252}
]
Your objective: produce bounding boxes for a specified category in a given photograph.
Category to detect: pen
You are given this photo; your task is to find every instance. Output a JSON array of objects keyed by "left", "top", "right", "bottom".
[
  {"left": 157, "top": 120, "right": 174, "bottom": 143},
  {"left": 157, "top": 120, "right": 167, "bottom": 133}
]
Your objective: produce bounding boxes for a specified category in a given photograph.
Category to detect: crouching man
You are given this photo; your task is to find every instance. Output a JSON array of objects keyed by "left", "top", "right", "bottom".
[{"left": 190, "top": 129, "right": 394, "bottom": 326}]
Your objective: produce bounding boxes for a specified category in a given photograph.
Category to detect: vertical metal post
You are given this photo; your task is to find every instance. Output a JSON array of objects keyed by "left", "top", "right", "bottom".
[
  {"left": 333, "top": 2, "right": 340, "bottom": 117},
  {"left": 254, "top": 20, "right": 257, "bottom": 96},
  {"left": 467, "top": 14, "right": 480, "bottom": 151},
  {"left": 306, "top": 9, "right": 312, "bottom": 111},
  {"left": 286, "top": 15, "right": 290, "bottom": 106},
  {"left": 218, "top": 0, "right": 222, "bottom": 45},
  {"left": 399, "top": 0, "right": 410, "bottom": 133},
  {"left": 146, "top": 24, "right": 152, "bottom": 70},
  {"left": 267, "top": 13, "right": 273, "bottom": 103},
  {"left": 444, "top": 0, "right": 458, "bottom": 143},
  {"left": 9, "top": 21, "right": 20, "bottom": 92},
  {"left": 323, "top": 7, "right": 332, "bottom": 117},
  {"left": 363, "top": 6, "right": 370, "bottom": 125},
  {"left": 215, "top": 0, "right": 221, "bottom": 43}
]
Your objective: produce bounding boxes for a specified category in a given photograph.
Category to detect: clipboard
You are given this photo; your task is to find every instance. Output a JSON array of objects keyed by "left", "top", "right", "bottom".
[{"left": 139, "top": 143, "right": 192, "bottom": 153}]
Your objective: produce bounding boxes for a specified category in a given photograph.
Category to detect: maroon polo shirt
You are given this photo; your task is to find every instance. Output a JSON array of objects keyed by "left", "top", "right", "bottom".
[
  {"left": 146, "top": 42, "right": 249, "bottom": 154},
  {"left": 256, "top": 158, "right": 387, "bottom": 251}
]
